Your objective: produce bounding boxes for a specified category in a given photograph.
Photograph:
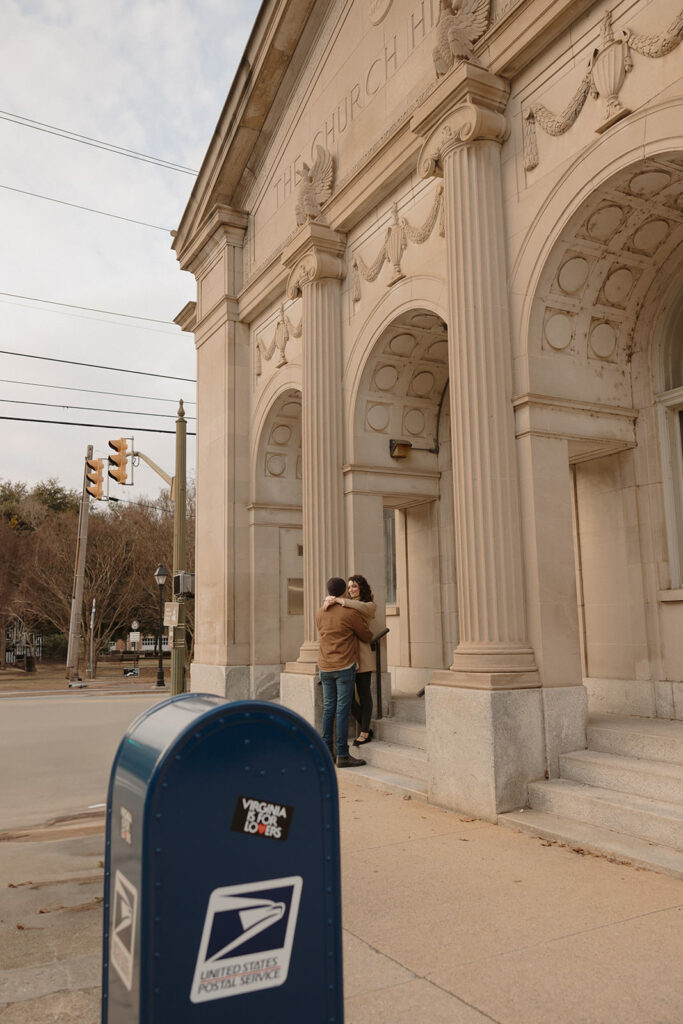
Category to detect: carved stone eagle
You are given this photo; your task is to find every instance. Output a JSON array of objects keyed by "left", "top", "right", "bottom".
[
  {"left": 433, "top": 0, "right": 490, "bottom": 77},
  {"left": 295, "top": 145, "right": 335, "bottom": 226}
]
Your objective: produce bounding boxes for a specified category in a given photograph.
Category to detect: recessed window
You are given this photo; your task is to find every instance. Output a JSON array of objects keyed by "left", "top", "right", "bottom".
[
  {"left": 287, "top": 578, "right": 304, "bottom": 615},
  {"left": 657, "top": 291, "right": 683, "bottom": 587},
  {"left": 384, "top": 509, "right": 397, "bottom": 605}
]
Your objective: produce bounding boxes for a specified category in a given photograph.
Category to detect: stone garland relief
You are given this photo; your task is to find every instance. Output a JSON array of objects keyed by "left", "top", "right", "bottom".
[
  {"left": 523, "top": 8, "right": 683, "bottom": 171},
  {"left": 246, "top": 0, "right": 501, "bottom": 287},
  {"left": 351, "top": 184, "right": 445, "bottom": 303},
  {"left": 255, "top": 304, "right": 302, "bottom": 377}
]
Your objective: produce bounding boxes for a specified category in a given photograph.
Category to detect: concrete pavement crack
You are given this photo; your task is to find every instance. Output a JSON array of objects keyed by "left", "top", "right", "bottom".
[
  {"left": 342, "top": 926, "right": 504, "bottom": 1024},
  {"left": 440, "top": 901, "right": 683, "bottom": 969}
]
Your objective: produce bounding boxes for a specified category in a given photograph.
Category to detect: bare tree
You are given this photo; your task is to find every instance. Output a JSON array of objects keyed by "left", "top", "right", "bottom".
[
  {"left": 4, "top": 477, "right": 195, "bottom": 671},
  {"left": 0, "top": 520, "right": 22, "bottom": 668}
]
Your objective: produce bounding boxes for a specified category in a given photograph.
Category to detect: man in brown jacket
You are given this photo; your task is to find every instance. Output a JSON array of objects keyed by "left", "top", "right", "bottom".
[{"left": 316, "top": 576, "right": 373, "bottom": 767}]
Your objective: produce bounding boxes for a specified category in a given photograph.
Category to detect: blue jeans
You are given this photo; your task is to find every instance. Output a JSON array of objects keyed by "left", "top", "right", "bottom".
[{"left": 320, "top": 666, "right": 356, "bottom": 758}]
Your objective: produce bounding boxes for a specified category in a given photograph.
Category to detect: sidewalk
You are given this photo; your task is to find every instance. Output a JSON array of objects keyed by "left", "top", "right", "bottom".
[
  {"left": 0, "top": 664, "right": 168, "bottom": 699},
  {"left": 1, "top": 776, "right": 681, "bottom": 1023}
]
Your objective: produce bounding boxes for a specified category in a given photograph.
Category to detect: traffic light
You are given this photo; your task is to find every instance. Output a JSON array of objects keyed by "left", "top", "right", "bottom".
[
  {"left": 85, "top": 458, "right": 104, "bottom": 500},
  {"left": 108, "top": 438, "right": 129, "bottom": 485}
]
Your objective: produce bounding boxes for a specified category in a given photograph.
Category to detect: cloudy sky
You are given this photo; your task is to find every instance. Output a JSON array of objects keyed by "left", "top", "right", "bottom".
[{"left": 0, "top": 0, "right": 261, "bottom": 501}]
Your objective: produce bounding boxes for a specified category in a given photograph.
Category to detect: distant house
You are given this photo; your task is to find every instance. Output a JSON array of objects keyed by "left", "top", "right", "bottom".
[{"left": 109, "top": 630, "right": 170, "bottom": 654}]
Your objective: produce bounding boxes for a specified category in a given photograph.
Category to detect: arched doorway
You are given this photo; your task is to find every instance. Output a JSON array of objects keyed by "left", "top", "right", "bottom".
[
  {"left": 251, "top": 388, "right": 303, "bottom": 696},
  {"left": 525, "top": 153, "right": 683, "bottom": 717},
  {"left": 349, "top": 308, "right": 456, "bottom": 697}
]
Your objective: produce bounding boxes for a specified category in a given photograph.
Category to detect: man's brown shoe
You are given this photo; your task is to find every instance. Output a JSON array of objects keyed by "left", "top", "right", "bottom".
[{"left": 336, "top": 754, "right": 366, "bottom": 768}]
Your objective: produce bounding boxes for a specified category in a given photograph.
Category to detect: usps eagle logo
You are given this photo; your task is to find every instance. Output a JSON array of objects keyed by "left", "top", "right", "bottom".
[{"left": 190, "top": 876, "right": 302, "bottom": 1003}]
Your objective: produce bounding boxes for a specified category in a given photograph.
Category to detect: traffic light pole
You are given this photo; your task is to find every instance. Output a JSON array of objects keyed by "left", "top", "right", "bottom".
[
  {"left": 109, "top": 404, "right": 188, "bottom": 694},
  {"left": 66, "top": 445, "right": 93, "bottom": 685},
  {"left": 171, "top": 401, "right": 187, "bottom": 696}
]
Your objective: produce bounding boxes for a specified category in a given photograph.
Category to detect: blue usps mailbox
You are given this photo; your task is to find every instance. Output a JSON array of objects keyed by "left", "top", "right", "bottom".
[{"left": 102, "top": 695, "right": 343, "bottom": 1023}]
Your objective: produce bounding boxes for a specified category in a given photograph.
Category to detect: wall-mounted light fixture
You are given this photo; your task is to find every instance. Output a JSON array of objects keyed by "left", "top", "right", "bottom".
[
  {"left": 389, "top": 439, "right": 413, "bottom": 459},
  {"left": 389, "top": 439, "right": 439, "bottom": 459}
]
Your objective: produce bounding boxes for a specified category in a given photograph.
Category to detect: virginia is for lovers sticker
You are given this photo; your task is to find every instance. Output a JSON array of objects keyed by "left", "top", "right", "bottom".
[
  {"left": 190, "top": 876, "right": 303, "bottom": 1004},
  {"left": 231, "top": 795, "right": 294, "bottom": 841}
]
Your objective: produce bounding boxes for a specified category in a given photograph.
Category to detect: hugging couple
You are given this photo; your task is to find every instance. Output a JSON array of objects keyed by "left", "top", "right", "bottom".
[{"left": 315, "top": 574, "right": 377, "bottom": 768}]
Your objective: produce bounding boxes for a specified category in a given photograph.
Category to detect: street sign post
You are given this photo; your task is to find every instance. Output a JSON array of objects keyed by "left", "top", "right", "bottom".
[
  {"left": 163, "top": 602, "right": 179, "bottom": 627},
  {"left": 102, "top": 696, "right": 343, "bottom": 1023}
]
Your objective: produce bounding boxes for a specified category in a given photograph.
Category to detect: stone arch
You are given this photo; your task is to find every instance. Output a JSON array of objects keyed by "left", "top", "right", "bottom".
[
  {"left": 346, "top": 297, "right": 457, "bottom": 689},
  {"left": 251, "top": 374, "right": 303, "bottom": 501},
  {"left": 527, "top": 154, "right": 683, "bottom": 410},
  {"left": 344, "top": 274, "right": 449, "bottom": 463},
  {"left": 519, "top": 134, "right": 683, "bottom": 714},
  {"left": 512, "top": 96, "right": 683, "bottom": 362},
  {"left": 253, "top": 387, "right": 302, "bottom": 506},
  {"left": 353, "top": 307, "right": 449, "bottom": 471},
  {"left": 250, "top": 386, "right": 303, "bottom": 690}
]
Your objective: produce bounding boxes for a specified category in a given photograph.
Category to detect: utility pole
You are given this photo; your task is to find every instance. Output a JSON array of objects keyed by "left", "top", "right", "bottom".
[
  {"left": 66, "top": 445, "right": 92, "bottom": 686},
  {"left": 171, "top": 400, "right": 187, "bottom": 695},
  {"left": 86, "top": 598, "right": 96, "bottom": 679}
]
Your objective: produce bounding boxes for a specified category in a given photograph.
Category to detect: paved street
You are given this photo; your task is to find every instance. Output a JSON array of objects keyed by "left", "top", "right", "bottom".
[
  {"left": 0, "top": 693, "right": 682, "bottom": 1023},
  {"left": 0, "top": 693, "right": 165, "bottom": 831}
]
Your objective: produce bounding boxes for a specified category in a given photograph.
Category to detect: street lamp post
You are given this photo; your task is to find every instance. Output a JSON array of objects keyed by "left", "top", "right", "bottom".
[{"left": 154, "top": 564, "right": 168, "bottom": 687}]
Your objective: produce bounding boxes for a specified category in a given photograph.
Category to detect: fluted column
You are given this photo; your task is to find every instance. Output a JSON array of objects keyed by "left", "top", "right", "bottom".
[
  {"left": 413, "top": 66, "right": 538, "bottom": 689},
  {"left": 283, "top": 224, "right": 346, "bottom": 665}
]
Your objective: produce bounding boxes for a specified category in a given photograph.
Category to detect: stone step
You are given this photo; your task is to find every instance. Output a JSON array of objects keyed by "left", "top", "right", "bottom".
[
  {"left": 498, "top": 808, "right": 683, "bottom": 880},
  {"left": 560, "top": 749, "right": 683, "bottom": 806},
  {"left": 336, "top": 762, "right": 428, "bottom": 801},
  {"left": 358, "top": 739, "right": 429, "bottom": 781},
  {"left": 587, "top": 714, "right": 683, "bottom": 766},
  {"left": 389, "top": 695, "right": 426, "bottom": 725},
  {"left": 372, "top": 718, "right": 426, "bottom": 750},
  {"left": 526, "top": 779, "right": 683, "bottom": 850}
]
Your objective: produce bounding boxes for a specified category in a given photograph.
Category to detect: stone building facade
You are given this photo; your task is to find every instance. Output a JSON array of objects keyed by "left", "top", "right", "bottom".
[{"left": 173, "top": 0, "right": 683, "bottom": 828}]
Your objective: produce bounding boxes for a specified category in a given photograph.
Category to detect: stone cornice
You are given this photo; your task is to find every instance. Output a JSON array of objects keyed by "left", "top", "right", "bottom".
[
  {"left": 512, "top": 393, "right": 637, "bottom": 420},
  {"left": 282, "top": 221, "right": 346, "bottom": 299},
  {"left": 412, "top": 64, "right": 510, "bottom": 177},
  {"left": 513, "top": 392, "right": 637, "bottom": 462},
  {"left": 173, "top": 301, "right": 197, "bottom": 333},
  {"left": 172, "top": 0, "right": 325, "bottom": 251},
  {"left": 174, "top": 204, "right": 249, "bottom": 274}
]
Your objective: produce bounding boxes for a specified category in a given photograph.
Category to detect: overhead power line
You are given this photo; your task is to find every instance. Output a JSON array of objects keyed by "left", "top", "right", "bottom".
[
  {"left": 0, "top": 398, "right": 196, "bottom": 420},
  {"left": 105, "top": 495, "right": 174, "bottom": 513},
  {"left": 0, "top": 297, "right": 186, "bottom": 338},
  {"left": 0, "top": 183, "right": 172, "bottom": 232},
  {"left": 0, "top": 110, "right": 198, "bottom": 175},
  {"left": 0, "top": 292, "right": 177, "bottom": 326},
  {"left": 105, "top": 495, "right": 197, "bottom": 519},
  {"left": 0, "top": 378, "right": 196, "bottom": 404},
  {"left": 0, "top": 415, "right": 196, "bottom": 435},
  {"left": 0, "top": 349, "right": 195, "bottom": 382}
]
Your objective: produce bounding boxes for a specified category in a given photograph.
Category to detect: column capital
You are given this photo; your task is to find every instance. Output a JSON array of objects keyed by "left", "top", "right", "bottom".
[
  {"left": 411, "top": 63, "right": 510, "bottom": 178},
  {"left": 282, "top": 222, "right": 346, "bottom": 300}
]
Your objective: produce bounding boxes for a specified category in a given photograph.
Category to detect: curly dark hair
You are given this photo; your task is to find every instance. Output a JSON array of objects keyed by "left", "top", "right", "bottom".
[{"left": 347, "top": 574, "right": 374, "bottom": 603}]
